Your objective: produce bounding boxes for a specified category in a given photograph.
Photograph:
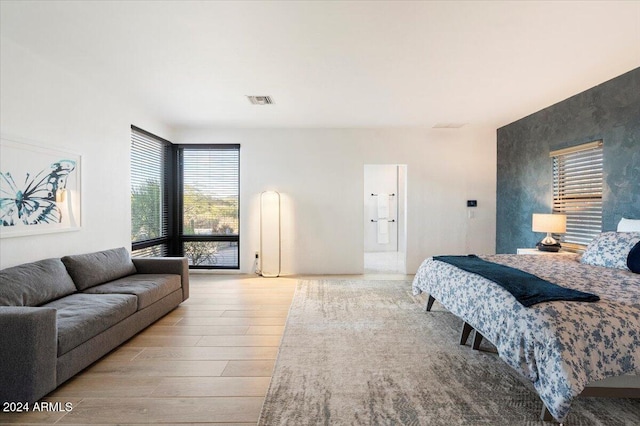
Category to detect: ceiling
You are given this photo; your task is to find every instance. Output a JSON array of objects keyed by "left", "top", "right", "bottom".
[{"left": 1, "top": 1, "right": 639, "bottom": 129}]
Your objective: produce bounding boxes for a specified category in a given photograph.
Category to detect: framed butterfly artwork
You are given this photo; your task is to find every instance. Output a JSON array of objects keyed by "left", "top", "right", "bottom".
[{"left": 0, "top": 136, "right": 81, "bottom": 238}]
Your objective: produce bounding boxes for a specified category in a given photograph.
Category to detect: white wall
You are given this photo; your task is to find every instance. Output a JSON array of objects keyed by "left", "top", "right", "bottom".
[
  {"left": 0, "top": 36, "right": 497, "bottom": 274},
  {"left": 173, "top": 127, "right": 497, "bottom": 274},
  {"left": 0, "top": 37, "right": 171, "bottom": 268}
]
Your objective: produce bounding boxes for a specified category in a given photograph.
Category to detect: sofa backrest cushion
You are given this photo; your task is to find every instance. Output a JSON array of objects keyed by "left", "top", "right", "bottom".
[
  {"left": 0, "top": 258, "right": 77, "bottom": 306},
  {"left": 61, "top": 247, "right": 137, "bottom": 291}
]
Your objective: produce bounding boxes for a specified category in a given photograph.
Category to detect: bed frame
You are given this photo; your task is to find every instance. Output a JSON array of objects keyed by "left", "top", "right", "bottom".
[{"left": 425, "top": 295, "right": 640, "bottom": 422}]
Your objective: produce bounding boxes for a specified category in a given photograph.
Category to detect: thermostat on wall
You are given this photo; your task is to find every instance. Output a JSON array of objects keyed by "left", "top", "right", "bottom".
[{"left": 467, "top": 200, "right": 478, "bottom": 207}]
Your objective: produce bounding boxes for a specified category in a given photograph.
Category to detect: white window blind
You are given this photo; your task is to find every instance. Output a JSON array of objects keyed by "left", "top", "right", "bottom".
[
  {"left": 181, "top": 146, "right": 240, "bottom": 268},
  {"left": 551, "top": 140, "right": 603, "bottom": 247},
  {"left": 130, "top": 127, "right": 170, "bottom": 256},
  {"left": 182, "top": 148, "right": 239, "bottom": 236}
]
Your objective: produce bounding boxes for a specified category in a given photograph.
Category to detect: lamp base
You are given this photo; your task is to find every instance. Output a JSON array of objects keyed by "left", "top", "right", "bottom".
[{"left": 536, "top": 241, "right": 561, "bottom": 252}]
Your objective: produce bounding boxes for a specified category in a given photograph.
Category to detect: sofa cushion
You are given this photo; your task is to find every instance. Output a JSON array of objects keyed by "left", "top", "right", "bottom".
[
  {"left": 0, "top": 258, "right": 77, "bottom": 307},
  {"left": 61, "top": 247, "right": 137, "bottom": 291},
  {"left": 82, "top": 274, "right": 181, "bottom": 310},
  {"left": 43, "top": 293, "right": 137, "bottom": 356}
]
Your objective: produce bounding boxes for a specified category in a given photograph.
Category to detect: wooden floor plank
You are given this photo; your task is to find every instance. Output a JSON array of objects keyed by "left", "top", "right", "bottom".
[
  {"left": 53, "top": 376, "right": 162, "bottom": 398},
  {"left": 151, "top": 377, "right": 271, "bottom": 397},
  {"left": 220, "top": 309, "right": 289, "bottom": 318},
  {"left": 60, "top": 397, "right": 264, "bottom": 424},
  {"left": 246, "top": 325, "right": 286, "bottom": 335},
  {"left": 84, "top": 360, "right": 229, "bottom": 377},
  {"left": 222, "top": 360, "right": 276, "bottom": 377},
  {"left": 163, "top": 308, "right": 226, "bottom": 317},
  {"left": 138, "top": 325, "right": 250, "bottom": 336},
  {"left": 134, "top": 346, "right": 279, "bottom": 361},
  {"left": 123, "top": 335, "right": 203, "bottom": 347},
  {"left": 196, "top": 335, "right": 282, "bottom": 347}
]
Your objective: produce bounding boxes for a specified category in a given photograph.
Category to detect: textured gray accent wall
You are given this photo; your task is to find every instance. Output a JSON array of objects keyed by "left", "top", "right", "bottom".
[{"left": 496, "top": 68, "right": 640, "bottom": 253}]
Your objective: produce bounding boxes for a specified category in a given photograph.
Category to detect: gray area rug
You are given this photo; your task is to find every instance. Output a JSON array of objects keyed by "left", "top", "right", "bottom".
[{"left": 259, "top": 279, "right": 640, "bottom": 425}]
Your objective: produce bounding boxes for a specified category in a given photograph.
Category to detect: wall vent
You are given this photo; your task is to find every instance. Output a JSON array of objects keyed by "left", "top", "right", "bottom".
[{"left": 247, "top": 95, "right": 274, "bottom": 105}]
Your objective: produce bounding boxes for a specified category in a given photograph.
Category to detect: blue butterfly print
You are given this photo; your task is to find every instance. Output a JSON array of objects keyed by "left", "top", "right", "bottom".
[{"left": 0, "top": 159, "right": 76, "bottom": 226}]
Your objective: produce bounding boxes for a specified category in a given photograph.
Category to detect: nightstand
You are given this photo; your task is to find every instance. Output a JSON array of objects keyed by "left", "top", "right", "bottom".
[{"left": 517, "top": 248, "right": 574, "bottom": 255}]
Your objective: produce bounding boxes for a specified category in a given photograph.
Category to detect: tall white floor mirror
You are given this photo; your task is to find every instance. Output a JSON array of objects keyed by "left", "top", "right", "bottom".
[{"left": 260, "top": 191, "right": 281, "bottom": 277}]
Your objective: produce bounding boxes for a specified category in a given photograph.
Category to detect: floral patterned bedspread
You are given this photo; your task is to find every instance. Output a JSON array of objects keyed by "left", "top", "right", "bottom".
[{"left": 412, "top": 254, "right": 640, "bottom": 421}]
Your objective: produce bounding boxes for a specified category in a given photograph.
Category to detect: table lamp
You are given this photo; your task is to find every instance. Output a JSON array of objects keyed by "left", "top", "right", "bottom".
[{"left": 532, "top": 213, "right": 566, "bottom": 252}]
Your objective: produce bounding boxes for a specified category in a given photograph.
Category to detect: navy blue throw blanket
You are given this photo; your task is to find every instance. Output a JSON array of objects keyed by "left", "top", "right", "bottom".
[{"left": 433, "top": 255, "right": 599, "bottom": 307}]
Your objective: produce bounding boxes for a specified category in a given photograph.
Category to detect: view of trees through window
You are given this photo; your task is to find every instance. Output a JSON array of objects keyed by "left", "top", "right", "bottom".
[
  {"left": 183, "top": 184, "right": 238, "bottom": 235},
  {"left": 130, "top": 127, "right": 240, "bottom": 268},
  {"left": 130, "top": 128, "right": 168, "bottom": 256},
  {"left": 131, "top": 179, "right": 162, "bottom": 242},
  {"left": 180, "top": 147, "right": 240, "bottom": 268}
]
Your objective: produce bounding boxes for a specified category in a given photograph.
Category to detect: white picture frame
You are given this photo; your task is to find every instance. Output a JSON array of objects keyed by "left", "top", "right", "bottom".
[{"left": 0, "top": 136, "right": 81, "bottom": 238}]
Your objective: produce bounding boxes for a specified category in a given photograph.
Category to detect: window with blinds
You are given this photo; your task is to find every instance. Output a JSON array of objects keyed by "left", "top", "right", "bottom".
[
  {"left": 179, "top": 145, "right": 240, "bottom": 268},
  {"left": 551, "top": 140, "right": 603, "bottom": 248},
  {"left": 130, "top": 126, "right": 170, "bottom": 257}
]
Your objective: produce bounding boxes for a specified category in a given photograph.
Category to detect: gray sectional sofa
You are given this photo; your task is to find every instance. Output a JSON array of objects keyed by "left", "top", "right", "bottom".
[{"left": 0, "top": 247, "right": 189, "bottom": 404}]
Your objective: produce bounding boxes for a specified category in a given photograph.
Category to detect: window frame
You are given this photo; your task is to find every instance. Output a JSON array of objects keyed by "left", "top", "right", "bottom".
[
  {"left": 176, "top": 144, "right": 241, "bottom": 270},
  {"left": 551, "top": 140, "right": 603, "bottom": 250},
  {"left": 130, "top": 128, "right": 240, "bottom": 269},
  {"left": 130, "top": 125, "right": 175, "bottom": 257}
]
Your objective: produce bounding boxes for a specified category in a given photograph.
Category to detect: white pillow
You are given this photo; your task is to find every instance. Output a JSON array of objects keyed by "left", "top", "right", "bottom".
[{"left": 617, "top": 218, "right": 640, "bottom": 232}]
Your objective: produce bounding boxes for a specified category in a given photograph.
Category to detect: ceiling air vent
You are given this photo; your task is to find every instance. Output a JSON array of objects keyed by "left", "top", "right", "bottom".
[{"left": 247, "top": 95, "right": 274, "bottom": 105}]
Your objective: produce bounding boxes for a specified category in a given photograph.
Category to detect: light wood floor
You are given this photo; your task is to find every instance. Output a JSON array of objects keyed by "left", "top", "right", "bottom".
[
  {"left": 2, "top": 273, "right": 409, "bottom": 425},
  {"left": 2, "top": 274, "right": 296, "bottom": 425}
]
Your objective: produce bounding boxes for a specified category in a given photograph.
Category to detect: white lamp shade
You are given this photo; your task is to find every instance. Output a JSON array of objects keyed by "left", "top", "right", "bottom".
[
  {"left": 260, "top": 191, "right": 281, "bottom": 278},
  {"left": 532, "top": 214, "right": 566, "bottom": 233}
]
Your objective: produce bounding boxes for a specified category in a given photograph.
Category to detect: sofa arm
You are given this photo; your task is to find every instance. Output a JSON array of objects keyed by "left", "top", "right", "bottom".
[
  {"left": 132, "top": 257, "right": 189, "bottom": 301},
  {"left": 0, "top": 307, "right": 57, "bottom": 404}
]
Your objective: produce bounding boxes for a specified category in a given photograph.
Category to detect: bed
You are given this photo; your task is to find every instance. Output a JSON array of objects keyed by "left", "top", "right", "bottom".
[{"left": 412, "top": 231, "right": 640, "bottom": 422}]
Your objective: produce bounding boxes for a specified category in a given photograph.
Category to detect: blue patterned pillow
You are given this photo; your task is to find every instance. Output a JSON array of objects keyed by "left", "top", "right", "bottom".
[
  {"left": 628, "top": 241, "right": 640, "bottom": 273},
  {"left": 580, "top": 232, "right": 640, "bottom": 270}
]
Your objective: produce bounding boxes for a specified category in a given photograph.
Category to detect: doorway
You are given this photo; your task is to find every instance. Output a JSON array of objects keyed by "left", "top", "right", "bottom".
[{"left": 363, "top": 164, "right": 407, "bottom": 274}]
